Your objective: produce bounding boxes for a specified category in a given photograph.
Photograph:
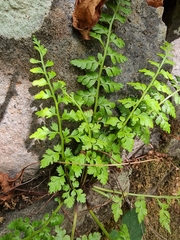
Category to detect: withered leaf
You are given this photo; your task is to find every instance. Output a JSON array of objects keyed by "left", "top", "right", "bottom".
[
  {"left": 146, "top": 0, "right": 163, "bottom": 8},
  {"left": 0, "top": 171, "right": 22, "bottom": 203},
  {"left": 72, "top": 0, "right": 107, "bottom": 40}
]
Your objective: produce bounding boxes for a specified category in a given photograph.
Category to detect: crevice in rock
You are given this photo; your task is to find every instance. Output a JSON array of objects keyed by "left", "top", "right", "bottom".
[{"left": 162, "top": 0, "right": 179, "bottom": 42}]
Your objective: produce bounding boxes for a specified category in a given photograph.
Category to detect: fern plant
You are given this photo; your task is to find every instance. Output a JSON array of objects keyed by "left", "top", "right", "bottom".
[
  {"left": 28, "top": 0, "right": 180, "bottom": 237},
  {"left": 30, "top": 0, "right": 131, "bottom": 209},
  {"left": 106, "top": 42, "right": 180, "bottom": 152},
  {"left": 1, "top": 0, "right": 180, "bottom": 239},
  {"left": 0, "top": 200, "right": 102, "bottom": 240}
]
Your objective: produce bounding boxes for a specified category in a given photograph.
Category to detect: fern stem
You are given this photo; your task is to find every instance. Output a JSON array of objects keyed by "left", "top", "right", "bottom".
[
  {"left": 159, "top": 87, "right": 180, "bottom": 106},
  {"left": 71, "top": 201, "right": 78, "bottom": 240},
  {"left": 39, "top": 52, "right": 73, "bottom": 186},
  {"left": 89, "top": 209, "right": 112, "bottom": 239},
  {"left": 122, "top": 51, "right": 170, "bottom": 128},
  {"left": 92, "top": 185, "right": 180, "bottom": 200},
  {"left": 93, "top": 0, "right": 121, "bottom": 123},
  {"left": 63, "top": 91, "right": 92, "bottom": 138},
  {"left": 40, "top": 54, "right": 65, "bottom": 160}
]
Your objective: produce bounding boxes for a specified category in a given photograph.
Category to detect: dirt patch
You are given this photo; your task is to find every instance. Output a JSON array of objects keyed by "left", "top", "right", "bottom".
[{"left": 129, "top": 150, "right": 180, "bottom": 240}]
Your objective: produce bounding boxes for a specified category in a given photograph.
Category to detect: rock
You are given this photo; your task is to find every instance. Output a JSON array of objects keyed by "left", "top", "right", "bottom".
[{"left": 0, "top": 0, "right": 53, "bottom": 39}]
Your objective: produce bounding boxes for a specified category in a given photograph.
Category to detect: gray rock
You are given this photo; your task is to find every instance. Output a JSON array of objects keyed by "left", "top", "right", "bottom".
[{"left": 0, "top": 0, "right": 53, "bottom": 39}]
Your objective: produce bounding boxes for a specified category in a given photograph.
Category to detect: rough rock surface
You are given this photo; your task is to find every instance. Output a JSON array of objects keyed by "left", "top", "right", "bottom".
[
  {"left": 0, "top": 0, "right": 53, "bottom": 39},
  {"left": 0, "top": 1, "right": 166, "bottom": 178}
]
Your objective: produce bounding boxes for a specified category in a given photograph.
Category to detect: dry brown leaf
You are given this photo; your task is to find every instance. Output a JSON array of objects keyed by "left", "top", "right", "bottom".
[
  {"left": 72, "top": 0, "right": 107, "bottom": 40},
  {"left": 146, "top": 0, "right": 163, "bottom": 8},
  {"left": 0, "top": 171, "right": 23, "bottom": 203},
  {"left": 0, "top": 172, "right": 14, "bottom": 202}
]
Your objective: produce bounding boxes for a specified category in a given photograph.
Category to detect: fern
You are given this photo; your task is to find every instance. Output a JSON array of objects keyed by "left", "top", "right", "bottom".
[{"left": 106, "top": 42, "right": 180, "bottom": 152}]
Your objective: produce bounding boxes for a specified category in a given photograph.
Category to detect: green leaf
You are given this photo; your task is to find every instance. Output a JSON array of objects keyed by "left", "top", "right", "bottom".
[
  {"left": 32, "top": 78, "right": 48, "bottom": 87},
  {"left": 157, "top": 200, "right": 171, "bottom": 233},
  {"left": 98, "top": 97, "right": 115, "bottom": 117},
  {"left": 30, "top": 58, "right": 41, "bottom": 64},
  {"left": 139, "top": 69, "right": 155, "bottom": 77},
  {"left": 78, "top": 72, "right": 98, "bottom": 88},
  {"left": 164, "top": 59, "right": 175, "bottom": 66},
  {"left": 36, "top": 106, "right": 56, "bottom": 118},
  {"left": 75, "top": 88, "right": 96, "bottom": 107},
  {"left": 40, "top": 148, "right": 60, "bottom": 168},
  {"left": 138, "top": 112, "right": 154, "bottom": 128},
  {"left": 76, "top": 189, "right": 86, "bottom": 203},
  {"left": 110, "top": 225, "right": 130, "bottom": 240},
  {"left": 71, "top": 56, "right": 99, "bottom": 72},
  {"left": 128, "top": 82, "right": 147, "bottom": 92},
  {"left": 144, "top": 94, "right": 161, "bottom": 112},
  {"left": 148, "top": 60, "right": 160, "bottom": 68},
  {"left": 159, "top": 69, "right": 173, "bottom": 79},
  {"left": 119, "top": 98, "right": 136, "bottom": 108},
  {"left": 104, "top": 66, "right": 122, "bottom": 77},
  {"left": 106, "top": 117, "right": 120, "bottom": 126},
  {"left": 107, "top": 46, "right": 127, "bottom": 64},
  {"left": 139, "top": 126, "right": 150, "bottom": 145},
  {"left": 97, "top": 167, "right": 108, "bottom": 185},
  {"left": 92, "top": 23, "right": 109, "bottom": 35},
  {"left": 45, "top": 60, "right": 54, "bottom": 67},
  {"left": 115, "top": 12, "right": 126, "bottom": 23},
  {"left": 48, "top": 175, "right": 66, "bottom": 193},
  {"left": 50, "top": 122, "right": 59, "bottom": 132},
  {"left": 101, "top": 76, "right": 123, "bottom": 93},
  {"left": 161, "top": 100, "right": 176, "bottom": 118},
  {"left": 63, "top": 193, "right": 75, "bottom": 208},
  {"left": 62, "top": 109, "right": 83, "bottom": 121},
  {"left": 118, "top": 128, "right": 135, "bottom": 152},
  {"left": 54, "top": 226, "right": 70, "bottom": 240},
  {"left": 35, "top": 89, "right": 52, "bottom": 99},
  {"left": 71, "top": 163, "right": 83, "bottom": 178},
  {"left": 111, "top": 196, "right": 123, "bottom": 222},
  {"left": 155, "top": 112, "right": 170, "bottom": 133},
  {"left": 152, "top": 80, "right": 172, "bottom": 94},
  {"left": 135, "top": 197, "right": 147, "bottom": 223},
  {"left": 48, "top": 71, "right": 56, "bottom": 80},
  {"left": 173, "top": 92, "right": 180, "bottom": 105},
  {"left": 122, "top": 208, "right": 145, "bottom": 240},
  {"left": 90, "top": 32, "right": 103, "bottom": 44},
  {"left": 100, "top": 13, "right": 112, "bottom": 24},
  {"left": 87, "top": 232, "right": 101, "bottom": 240},
  {"left": 30, "top": 67, "right": 44, "bottom": 74},
  {"left": 29, "top": 126, "right": 50, "bottom": 140},
  {"left": 110, "top": 33, "right": 125, "bottom": 48}
]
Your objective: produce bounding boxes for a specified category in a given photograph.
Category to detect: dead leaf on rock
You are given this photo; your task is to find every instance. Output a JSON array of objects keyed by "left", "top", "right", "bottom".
[
  {"left": 72, "top": 0, "right": 107, "bottom": 40},
  {"left": 0, "top": 172, "right": 14, "bottom": 202},
  {"left": 146, "top": 0, "right": 163, "bottom": 8},
  {"left": 0, "top": 171, "right": 23, "bottom": 203}
]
